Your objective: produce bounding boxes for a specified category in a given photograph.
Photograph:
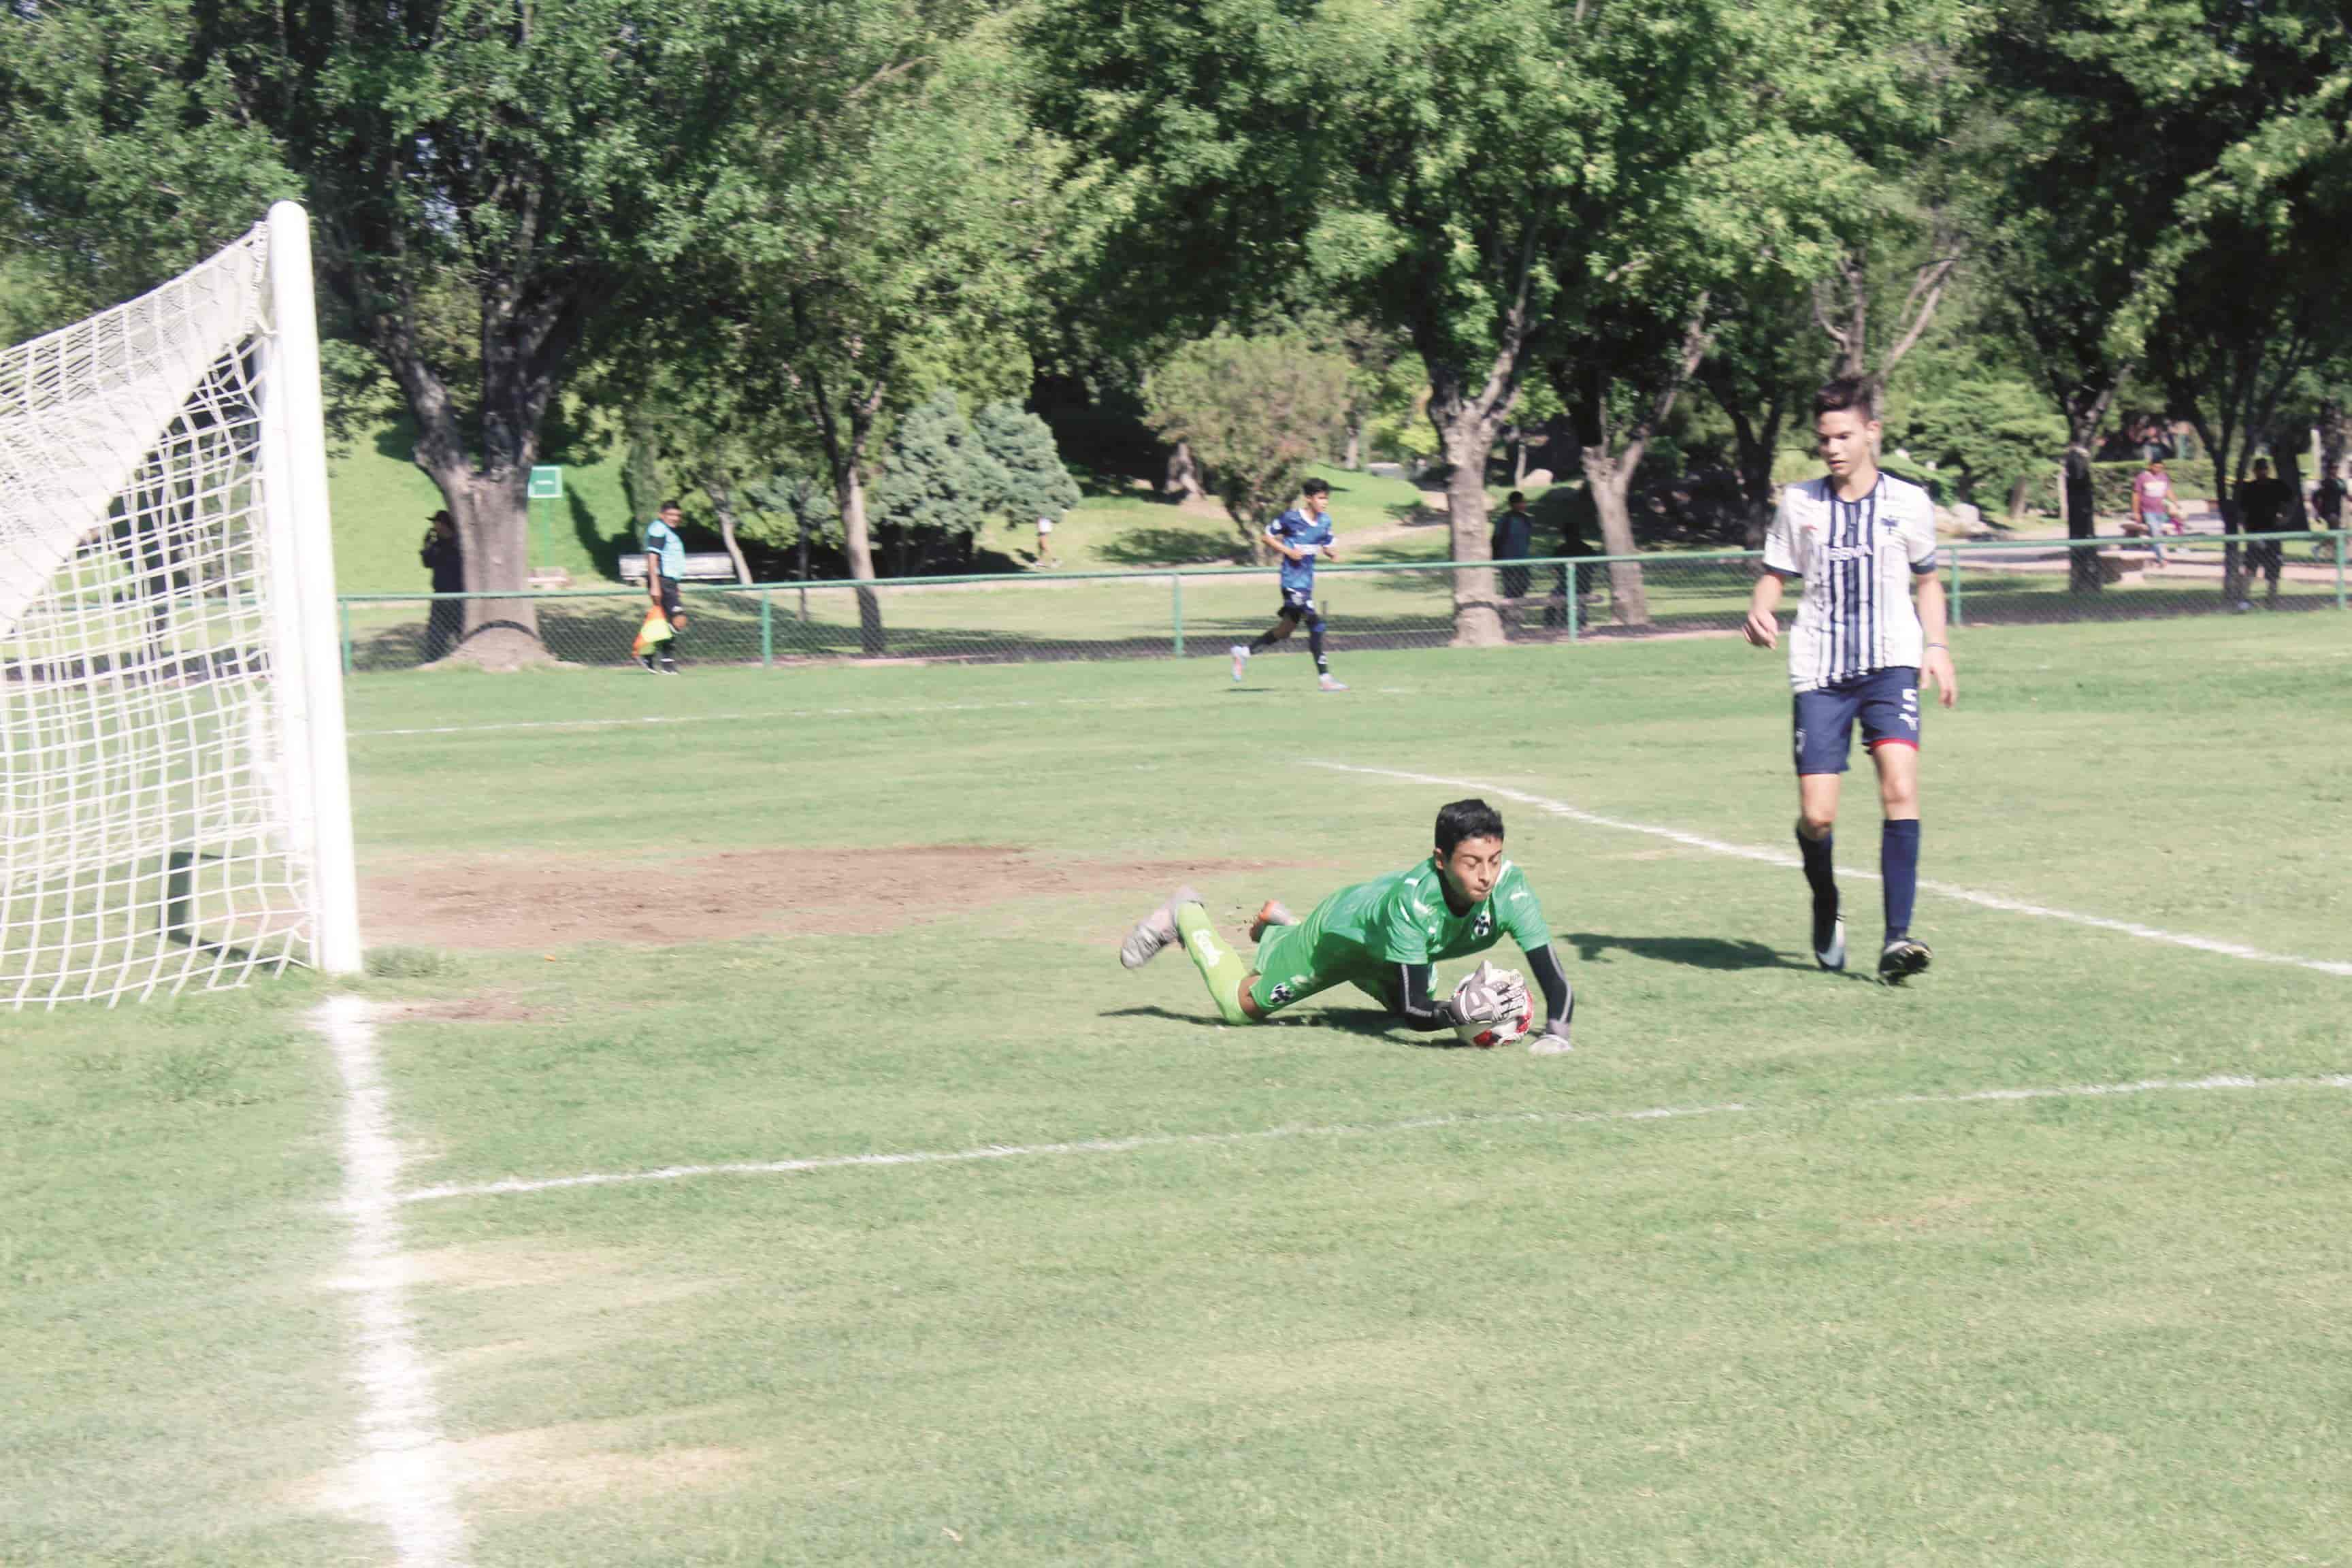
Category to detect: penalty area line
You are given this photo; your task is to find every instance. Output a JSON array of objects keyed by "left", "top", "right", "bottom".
[
  {"left": 397, "top": 1101, "right": 1748, "bottom": 1205},
  {"left": 317, "top": 996, "right": 470, "bottom": 1568},
  {"left": 393, "top": 1074, "right": 2352, "bottom": 1209},
  {"left": 1309, "top": 761, "right": 2352, "bottom": 979}
]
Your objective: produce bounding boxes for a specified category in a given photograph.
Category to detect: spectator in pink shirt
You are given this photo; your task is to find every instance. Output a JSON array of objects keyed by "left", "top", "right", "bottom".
[{"left": 2125, "top": 456, "right": 2180, "bottom": 565}]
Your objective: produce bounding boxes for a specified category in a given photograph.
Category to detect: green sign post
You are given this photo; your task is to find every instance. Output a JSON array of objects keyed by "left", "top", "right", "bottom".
[{"left": 527, "top": 466, "right": 563, "bottom": 566}]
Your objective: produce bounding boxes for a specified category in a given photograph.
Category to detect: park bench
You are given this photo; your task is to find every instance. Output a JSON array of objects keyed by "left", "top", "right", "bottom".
[{"left": 619, "top": 551, "right": 740, "bottom": 584}]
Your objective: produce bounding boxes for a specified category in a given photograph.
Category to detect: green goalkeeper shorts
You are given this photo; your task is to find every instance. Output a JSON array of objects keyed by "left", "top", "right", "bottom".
[{"left": 1246, "top": 921, "right": 1394, "bottom": 1017}]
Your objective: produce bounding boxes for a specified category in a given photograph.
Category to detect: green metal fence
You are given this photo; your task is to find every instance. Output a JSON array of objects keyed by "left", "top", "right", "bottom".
[{"left": 338, "top": 529, "right": 2351, "bottom": 673}]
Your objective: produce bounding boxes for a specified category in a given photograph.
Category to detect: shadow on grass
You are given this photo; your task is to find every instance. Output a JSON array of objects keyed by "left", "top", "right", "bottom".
[
  {"left": 570, "top": 493, "right": 627, "bottom": 579},
  {"left": 1099, "top": 1003, "right": 1460, "bottom": 1046},
  {"left": 1567, "top": 932, "right": 1813, "bottom": 973},
  {"left": 1097, "top": 527, "right": 1246, "bottom": 568}
]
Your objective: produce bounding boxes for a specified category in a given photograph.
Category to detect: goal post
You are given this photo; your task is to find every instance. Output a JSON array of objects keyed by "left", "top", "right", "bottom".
[{"left": 0, "top": 201, "right": 362, "bottom": 1007}]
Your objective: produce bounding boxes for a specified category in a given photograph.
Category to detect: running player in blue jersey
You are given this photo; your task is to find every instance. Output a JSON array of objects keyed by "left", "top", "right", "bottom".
[
  {"left": 1232, "top": 476, "right": 1346, "bottom": 692},
  {"left": 1743, "top": 378, "right": 1958, "bottom": 983}
]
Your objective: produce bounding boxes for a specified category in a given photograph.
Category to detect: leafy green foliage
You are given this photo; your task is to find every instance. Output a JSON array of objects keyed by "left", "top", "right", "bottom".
[
  {"left": 869, "top": 393, "right": 1014, "bottom": 572},
  {"left": 1886, "top": 374, "right": 2067, "bottom": 510},
  {"left": 1143, "top": 333, "right": 1351, "bottom": 540},
  {"left": 972, "top": 402, "right": 1083, "bottom": 523}
]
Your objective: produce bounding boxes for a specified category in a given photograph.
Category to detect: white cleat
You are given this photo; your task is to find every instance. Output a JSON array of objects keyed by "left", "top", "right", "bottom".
[
  {"left": 1230, "top": 644, "right": 1250, "bottom": 683},
  {"left": 1527, "top": 1030, "right": 1573, "bottom": 1056},
  {"left": 1318, "top": 674, "right": 1348, "bottom": 692},
  {"left": 1815, "top": 915, "right": 1847, "bottom": 973},
  {"left": 1120, "top": 884, "right": 1200, "bottom": 970}
]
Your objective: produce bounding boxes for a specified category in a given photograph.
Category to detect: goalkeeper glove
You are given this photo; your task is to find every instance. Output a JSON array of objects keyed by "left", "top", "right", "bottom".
[{"left": 1448, "top": 960, "right": 1530, "bottom": 1026}]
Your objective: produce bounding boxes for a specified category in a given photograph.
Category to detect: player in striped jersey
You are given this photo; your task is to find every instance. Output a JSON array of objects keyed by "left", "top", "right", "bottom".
[{"left": 1743, "top": 378, "right": 1957, "bottom": 983}]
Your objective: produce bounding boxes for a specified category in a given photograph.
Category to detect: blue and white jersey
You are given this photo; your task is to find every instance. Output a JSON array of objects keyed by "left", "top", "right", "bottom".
[
  {"left": 1268, "top": 506, "right": 1334, "bottom": 595},
  {"left": 1763, "top": 474, "right": 1939, "bottom": 693}
]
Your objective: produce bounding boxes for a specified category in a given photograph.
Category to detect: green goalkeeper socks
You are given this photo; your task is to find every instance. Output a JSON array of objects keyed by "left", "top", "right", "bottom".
[{"left": 1175, "top": 900, "right": 1252, "bottom": 1025}]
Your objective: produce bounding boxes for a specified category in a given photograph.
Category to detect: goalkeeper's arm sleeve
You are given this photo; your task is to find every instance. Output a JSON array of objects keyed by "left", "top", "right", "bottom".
[
  {"left": 1388, "top": 962, "right": 1457, "bottom": 1032},
  {"left": 1526, "top": 944, "right": 1574, "bottom": 1036}
]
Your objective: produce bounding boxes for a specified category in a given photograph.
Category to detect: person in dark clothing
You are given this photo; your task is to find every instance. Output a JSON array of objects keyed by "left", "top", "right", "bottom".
[
  {"left": 2312, "top": 471, "right": 2345, "bottom": 540},
  {"left": 419, "top": 510, "right": 466, "bottom": 661},
  {"left": 2236, "top": 458, "right": 2296, "bottom": 608},
  {"left": 1492, "top": 490, "right": 1535, "bottom": 600}
]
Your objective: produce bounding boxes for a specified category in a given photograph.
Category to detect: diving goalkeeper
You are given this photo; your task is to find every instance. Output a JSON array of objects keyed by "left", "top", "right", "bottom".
[{"left": 1120, "top": 798, "right": 1575, "bottom": 1053}]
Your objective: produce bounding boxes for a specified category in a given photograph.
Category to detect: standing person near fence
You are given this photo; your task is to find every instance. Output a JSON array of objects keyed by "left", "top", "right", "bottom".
[
  {"left": 1231, "top": 476, "right": 1346, "bottom": 692},
  {"left": 2236, "top": 457, "right": 2296, "bottom": 610},
  {"left": 1492, "top": 490, "right": 1535, "bottom": 600},
  {"left": 1742, "top": 376, "right": 1957, "bottom": 985},
  {"left": 641, "top": 500, "right": 689, "bottom": 673},
  {"left": 2125, "top": 456, "right": 2178, "bottom": 566},
  {"left": 2315, "top": 470, "right": 2346, "bottom": 532},
  {"left": 418, "top": 509, "right": 466, "bottom": 661}
]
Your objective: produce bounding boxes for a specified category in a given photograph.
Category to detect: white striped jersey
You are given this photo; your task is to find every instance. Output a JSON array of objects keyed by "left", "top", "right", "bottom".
[{"left": 1763, "top": 473, "right": 1939, "bottom": 693}]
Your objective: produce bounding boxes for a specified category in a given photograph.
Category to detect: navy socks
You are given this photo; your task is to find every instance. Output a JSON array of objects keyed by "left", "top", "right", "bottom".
[
  {"left": 1797, "top": 828, "right": 1836, "bottom": 906},
  {"left": 1882, "top": 819, "right": 1921, "bottom": 940}
]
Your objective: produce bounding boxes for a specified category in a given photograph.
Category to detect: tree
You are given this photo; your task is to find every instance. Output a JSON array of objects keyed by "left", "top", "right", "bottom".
[
  {"left": 868, "top": 392, "right": 1013, "bottom": 574},
  {"left": 1142, "top": 333, "right": 1352, "bottom": 557},
  {"left": 1967, "top": 0, "right": 2332, "bottom": 592},
  {"left": 1699, "top": 280, "right": 1818, "bottom": 546},
  {"left": 971, "top": 402, "right": 1083, "bottom": 528},
  {"left": 725, "top": 31, "right": 1066, "bottom": 651},
  {"left": 1, "top": 0, "right": 930, "bottom": 663},
  {"left": 1031, "top": 0, "right": 1932, "bottom": 642}
]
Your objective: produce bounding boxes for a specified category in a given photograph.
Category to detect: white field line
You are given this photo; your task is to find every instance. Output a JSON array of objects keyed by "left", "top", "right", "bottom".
[
  {"left": 1310, "top": 762, "right": 2352, "bottom": 979},
  {"left": 398, "top": 1101, "right": 1748, "bottom": 1205},
  {"left": 395, "top": 1073, "right": 2352, "bottom": 1208},
  {"left": 318, "top": 996, "right": 470, "bottom": 1568}
]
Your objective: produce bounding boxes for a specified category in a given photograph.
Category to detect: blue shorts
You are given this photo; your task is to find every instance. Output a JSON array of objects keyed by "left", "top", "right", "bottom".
[
  {"left": 1793, "top": 667, "right": 1921, "bottom": 775},
  {"left": 1278, "top": 585, "right": 1319, "bottom": 617}
]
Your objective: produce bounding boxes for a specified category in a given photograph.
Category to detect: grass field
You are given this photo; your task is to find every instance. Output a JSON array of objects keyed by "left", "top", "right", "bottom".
[{"left": 6, "top": 613, "right": 2351, "bottom": 1565}]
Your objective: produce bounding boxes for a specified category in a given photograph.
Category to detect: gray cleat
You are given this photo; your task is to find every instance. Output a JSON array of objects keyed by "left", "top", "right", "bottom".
[{"left": 1120, "top": 885, "right": 1200, "bottom": 970}]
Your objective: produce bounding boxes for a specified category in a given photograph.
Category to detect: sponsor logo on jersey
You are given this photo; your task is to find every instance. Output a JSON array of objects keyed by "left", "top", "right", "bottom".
[
  {"left": 1269, "top": 981, "right": 1296, "bottom": 1004},
  {"left": 1473, "top": 911, "right": 1492, "bottom": 940}
]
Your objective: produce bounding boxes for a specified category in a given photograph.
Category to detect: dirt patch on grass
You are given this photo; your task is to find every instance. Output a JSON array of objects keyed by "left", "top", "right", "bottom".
[
  {"left": 297, "top": 1415, "right": 751, "bottom": 1520},
  {"left": 363, "top": 845, "right": 1296, "bottom": 951}
]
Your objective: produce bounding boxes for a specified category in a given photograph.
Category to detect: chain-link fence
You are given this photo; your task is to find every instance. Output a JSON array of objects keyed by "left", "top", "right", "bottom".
[{"left": 339, "top": 530, "right": 2351, "bottom": 672}]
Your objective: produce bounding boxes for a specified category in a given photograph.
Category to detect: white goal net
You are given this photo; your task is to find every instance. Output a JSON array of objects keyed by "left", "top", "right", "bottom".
[{"left": 0, "top": 203, "right": 359, "bottom": 1008}]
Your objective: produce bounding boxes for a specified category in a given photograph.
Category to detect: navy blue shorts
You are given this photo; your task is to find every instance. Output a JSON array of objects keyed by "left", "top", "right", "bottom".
[
  {"left": 1793, "top": 667, "right": 1921, "bottom": 775},
  {"left": 1278, "top": 586, "right": 1319, "bottom": 617}
]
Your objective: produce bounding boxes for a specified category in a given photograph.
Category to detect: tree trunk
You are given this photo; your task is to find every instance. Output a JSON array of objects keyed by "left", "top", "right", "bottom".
[
  {"left": 1343, "top": 423, "right": 1361, "bottom": 471},
  {"left": 836, "top": 463, "right": 884, "bottom": 653},
  {"left": 2319, "top": 399, "right": 2347, "bottom": 489},
  {"left": 377, "top": 325, "right": 548, "bottom": 660},
  {"left": 2006, "top": 474, "right": 2034, "bottom": 523},
  {"left": 809, "top": 370, "right": 886, "bottom": 653},
  {"left": 1580, "top": 444, "right": 1650, "bottom": 625},
  {"left": 2061, "top": 442, "right": 2100, "bottom": 594},
  {"left": 2059, "top": 382, "right": 2115, "bottom": 595},
  {"left": 1439, "top": 419, "right": 1504, "bottom": 646},
  {"left": 702, "top": 477, "right": 755, "bottom": 585},
  {"left": 1164, "top": 441, "right": 1207, "bottom": 500},
  {"left": 1563, "top": 308, "right": 1707, "bottom": 627},
  {"left": 1714, "top": 382, "right": 1784, "bottom": 551},
  {"left": 423, "top": 465, "right": 545, "bottom": 662}
]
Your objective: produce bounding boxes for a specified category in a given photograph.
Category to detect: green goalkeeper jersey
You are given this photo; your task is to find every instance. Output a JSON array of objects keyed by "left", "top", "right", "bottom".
[{"left": 1281, "top": 858, "right": 1552, "bottom": 979}]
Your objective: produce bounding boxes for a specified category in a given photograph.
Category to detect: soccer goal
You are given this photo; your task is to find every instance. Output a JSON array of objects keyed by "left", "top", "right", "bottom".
[{"left": 0, "top": 202, "right": 360, "bottom": 1008}]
